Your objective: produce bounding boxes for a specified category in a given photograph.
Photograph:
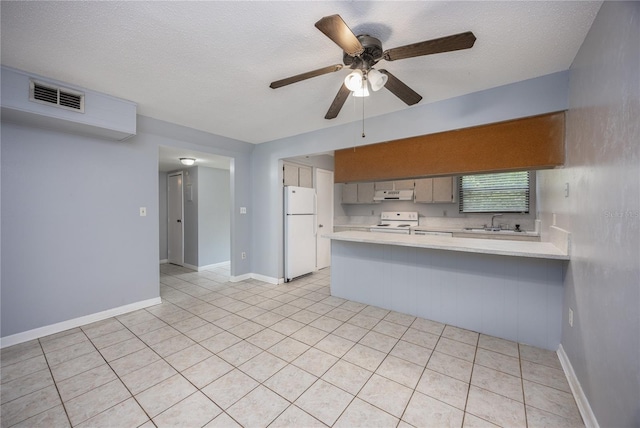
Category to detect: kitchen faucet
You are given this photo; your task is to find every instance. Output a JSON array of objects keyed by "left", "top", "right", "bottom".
[{"left": 491, "top": 213, "right": 503, "bottom": 230}]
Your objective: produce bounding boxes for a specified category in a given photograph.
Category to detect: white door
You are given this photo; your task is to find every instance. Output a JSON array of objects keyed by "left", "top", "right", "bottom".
[
  {"left": 316, "top": 169, "right": 334, "bottom": 270},
  {"left": 168, "top": 173, "right": 184, "bottom": 266}
]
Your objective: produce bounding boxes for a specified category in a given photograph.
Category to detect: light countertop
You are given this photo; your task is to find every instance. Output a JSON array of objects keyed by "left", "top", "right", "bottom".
[
  {"left": 325, "top": 230, "right": 569, "bottom": 260},
  {"left": 412, "top": 226, "right": 539, "bottom": 237},
  {"left": 334, "top": 224, "right": 539, "bottom": 237}
]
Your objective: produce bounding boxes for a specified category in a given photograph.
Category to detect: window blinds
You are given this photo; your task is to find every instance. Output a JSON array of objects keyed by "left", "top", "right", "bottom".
[{"left": 459, "top": 172, "right": 530, "bottom": 213}]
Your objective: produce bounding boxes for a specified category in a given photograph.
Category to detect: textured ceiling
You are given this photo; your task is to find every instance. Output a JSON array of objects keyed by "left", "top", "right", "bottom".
[{"left": 1, "top": 1, "right": 601, "bottom": 144}]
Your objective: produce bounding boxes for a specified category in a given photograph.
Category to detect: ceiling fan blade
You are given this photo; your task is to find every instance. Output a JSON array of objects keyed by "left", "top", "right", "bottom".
[
  {"left": 325, "top": 83, "right": 351, "bottom": 119},
  {"left": 379, "top": 70, "right": 422, "bottom": 106},
  {"left": 315, "top": 14, "right": 364, "bottom": 57},
  {"left": 383, "top": 31, "right": 476, "bottom": 62},
  {"left": 269, "top": 64, "right": 344, "bottom": 89}
]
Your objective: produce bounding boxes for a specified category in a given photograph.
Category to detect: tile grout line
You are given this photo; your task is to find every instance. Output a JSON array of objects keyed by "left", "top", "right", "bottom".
[
  {"left": 461, "top": 331, "right": 479, "bottom": 427},
  {"left": 36, "top": 336, "right": 74, "bottom": 428},
  {"left": 7, "top": 266, "right": 580, "bottom": 428},
  {"left": 520, "top": 343, "right": 529, "bottom": 428}
]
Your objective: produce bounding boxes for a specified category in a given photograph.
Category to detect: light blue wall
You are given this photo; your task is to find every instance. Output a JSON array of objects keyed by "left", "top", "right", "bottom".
[
  {"left": 183, "top": 166, "right": 199, "bottom": 266},
  {"left": 252, "top": 71, "right": 570, "bottom": 280},
  {"left": 198, "top": 167, "right": 230, "bottom": 267},
  {"left": 158, "top": 172, "right": 168, "bottom": 261},
  {"left": 1, "top": 122, "right": 160, "bottom": 337},
  {"left": 537, "top": 2, "right": 639, "bottom": 426},
  {"left": 1, "top": 111, "right": 254, "bottom": 339}
]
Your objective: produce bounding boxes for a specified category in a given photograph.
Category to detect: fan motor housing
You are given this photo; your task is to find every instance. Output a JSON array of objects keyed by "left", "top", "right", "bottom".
[{"left": 343, "top": 34, "right": 383, "bottom": 69}]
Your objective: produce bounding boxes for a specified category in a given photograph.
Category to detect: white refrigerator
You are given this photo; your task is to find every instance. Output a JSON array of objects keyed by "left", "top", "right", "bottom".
[{"left": 284, "top": 186, "right": 317, "bottom": 282}]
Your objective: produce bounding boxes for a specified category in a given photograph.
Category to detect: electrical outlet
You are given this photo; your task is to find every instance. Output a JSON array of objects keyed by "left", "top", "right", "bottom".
[
  {"left": 240, "top": 207, "right": 247, "bottom": 214},
  {"left": 569, "top": 308, "right": 574, "bottom": 327},
  {"left": 241, "top": 252, "right": 246, "bottom": 260}
]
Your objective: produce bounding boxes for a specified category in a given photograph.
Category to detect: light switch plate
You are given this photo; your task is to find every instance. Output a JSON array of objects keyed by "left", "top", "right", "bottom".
[
  {"left": 139, "top": 207, "right": 147, "bottom": 217},
  {"left": 240, "top": 207, "right": 247, "bottom": 214}
]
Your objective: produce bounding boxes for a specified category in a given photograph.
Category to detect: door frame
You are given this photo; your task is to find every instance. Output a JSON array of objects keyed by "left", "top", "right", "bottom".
[{"left": 168, "top": 171, "right": 184, "bottom": 266}]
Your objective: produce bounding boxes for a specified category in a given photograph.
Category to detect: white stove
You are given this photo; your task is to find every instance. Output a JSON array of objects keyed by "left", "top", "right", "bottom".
[{"left": 370, "top": 212, "right": 419, "bottom": 234}]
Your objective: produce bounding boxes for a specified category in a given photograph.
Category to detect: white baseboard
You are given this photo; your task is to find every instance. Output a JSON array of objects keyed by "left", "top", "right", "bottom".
[
  {"left": 198, "top": 261, "right": 230, "bottom": 271},
  {"left": 159, "top": 259, "right": 169, "bottom": 264},
  {"left": 0, "top": 297, "right": 162, "bottom": 349},
  {"left": 230, "top": 273, "right": 251, "bottom": 282},
  {"left": 557, "top": 344, "right": 599, "bottom": 428},
  {"left": 250, "top": 273, "right": 282, "bottom": 285},
  {"left": 182, "top": 261, "right": 230, "bottom": 272},
  {"left": 229, "top": 273, "right": 282, "bottom": 285}
]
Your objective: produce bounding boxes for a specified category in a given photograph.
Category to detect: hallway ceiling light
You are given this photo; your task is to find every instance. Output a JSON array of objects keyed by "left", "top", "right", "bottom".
[{"left": 180, "top": 158, "right": 196, "bottom": 166}]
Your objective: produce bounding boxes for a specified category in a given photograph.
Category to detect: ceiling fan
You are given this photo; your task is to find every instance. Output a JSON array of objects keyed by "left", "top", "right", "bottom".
[{"left": 269, "top": 14, "right": 476, "bottom": 120}]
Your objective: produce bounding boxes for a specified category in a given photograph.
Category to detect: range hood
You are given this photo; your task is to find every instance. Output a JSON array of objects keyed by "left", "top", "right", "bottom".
[{"left": 374, "top": 190, "right": 414, "bottom": 201}]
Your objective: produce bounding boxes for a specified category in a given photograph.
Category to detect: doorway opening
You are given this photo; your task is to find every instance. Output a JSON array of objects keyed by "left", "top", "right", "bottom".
[{"left": 159, "top": 146, "right": 232, "bottom": 274}]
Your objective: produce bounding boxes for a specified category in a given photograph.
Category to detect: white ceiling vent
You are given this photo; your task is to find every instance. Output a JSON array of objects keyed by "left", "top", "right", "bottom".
[{"left": 29, "top": 80, "right": 84, "bottom": 113}]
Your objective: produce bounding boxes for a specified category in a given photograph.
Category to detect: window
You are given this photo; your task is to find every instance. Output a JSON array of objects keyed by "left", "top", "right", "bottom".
[{"left": 459, "top": 171, "right": 530, "bottom": 213}]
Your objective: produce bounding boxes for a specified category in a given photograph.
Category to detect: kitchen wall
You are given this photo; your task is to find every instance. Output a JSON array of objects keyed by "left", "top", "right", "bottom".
[
  {"left": 336, "top": 175, "right": 538, "bottom": 232},
  {"left": 537, "top": 2, "right": 639, "bottom": 426},
  {"left": 1, "top": 112, "right": 254, "bottom": 340},
  {"left": 252, "top": 71, "right": 569, "bottom": 281}
]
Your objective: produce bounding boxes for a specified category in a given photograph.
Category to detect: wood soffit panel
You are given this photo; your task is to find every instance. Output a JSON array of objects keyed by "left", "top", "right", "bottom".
[{"left": 334, "top": 111, "right": 565, "bottom": 183}]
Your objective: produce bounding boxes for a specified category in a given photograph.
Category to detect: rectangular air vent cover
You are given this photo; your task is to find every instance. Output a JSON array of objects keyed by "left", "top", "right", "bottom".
[{"left": 29, "top": 80, "right": 84, "bottom": 112}]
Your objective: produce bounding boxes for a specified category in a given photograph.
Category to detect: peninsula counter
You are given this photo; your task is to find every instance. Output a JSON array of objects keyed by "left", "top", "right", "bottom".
[{"left": 326, "top": 231, "right": 569, "bottom": 350}]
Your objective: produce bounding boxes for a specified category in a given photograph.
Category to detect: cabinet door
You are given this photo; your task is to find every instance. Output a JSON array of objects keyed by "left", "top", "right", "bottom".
[
  {"left": 394, "top": 179, "right": 415, "bottom": 190},
  {"left": 357, "top": 182, "right": 376, "bottom": 203},
  {"left": 283, "top": 163, "right": 299, "bottom": 186},
  {"left": 414, "top": 178, "right": 433, "bottom": 203},
  {"left": 298, "top": 166, "right": 313, "bottom": 188},
  {"left": 375, "top": 181, "right": 394, "bottom": 190},
  {"left": 342, "top": 183, "right": 358, "bottom": 204},
  {"left": 433, "top": 177, "right": 454, "bottom": 202}
]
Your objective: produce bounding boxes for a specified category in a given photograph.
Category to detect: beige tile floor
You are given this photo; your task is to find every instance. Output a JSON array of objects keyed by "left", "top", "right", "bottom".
[{"left": 0, "top": 265, "right": 585, "bottom": 427}]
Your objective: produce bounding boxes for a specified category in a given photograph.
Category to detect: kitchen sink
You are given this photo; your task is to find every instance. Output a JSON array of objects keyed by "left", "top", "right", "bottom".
[{"left": 463, "top": 227, "right": 517, "bottom": 233}]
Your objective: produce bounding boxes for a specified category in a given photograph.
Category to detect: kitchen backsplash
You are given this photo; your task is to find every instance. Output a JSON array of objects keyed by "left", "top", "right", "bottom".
[
  {"left": 335, "top": 213, "right": 537, "bottom": 232},
  {"left": 335, "top": 198, "right": 537, "bottom": 231}
]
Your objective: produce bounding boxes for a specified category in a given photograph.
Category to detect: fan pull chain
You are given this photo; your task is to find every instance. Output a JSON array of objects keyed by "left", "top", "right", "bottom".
[{"left": 361, "top": 86, "right": 365, "bottom": 138}]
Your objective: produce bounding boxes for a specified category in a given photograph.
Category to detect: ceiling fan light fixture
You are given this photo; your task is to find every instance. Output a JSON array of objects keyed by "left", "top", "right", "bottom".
[
  {"left": 368, "top": 68, "right": 388, "bottom": 91},
  {"left": 344, "top": 70, "right": 363, "bottom": 91},
  {"left": 352, "top": 83, "right": 370, "bottom": 97},
  {"left": 180, "top": 158, "right": 196, "bottom": 166}
]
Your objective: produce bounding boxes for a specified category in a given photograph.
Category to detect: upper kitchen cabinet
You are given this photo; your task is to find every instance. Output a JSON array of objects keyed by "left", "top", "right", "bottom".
[
  {"left": 283, "top": 162, "right": 312, "bottom": 188},
  {"left": 375, "top": 180, "right": 415, "bottom": 191},
  {"left": 342, "top": 182, "right": 376, "bottom": 204},
  {"left": 415, "top": 177, "right": 455, "bottom": 203},
  {"left": 394, "top": 180, "right": 415, "bottom": 190}
]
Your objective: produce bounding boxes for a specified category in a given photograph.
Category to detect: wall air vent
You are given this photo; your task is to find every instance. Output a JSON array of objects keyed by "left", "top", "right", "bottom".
[{"left": 29, "top": 80, "right": 85, "bottom": 113}]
